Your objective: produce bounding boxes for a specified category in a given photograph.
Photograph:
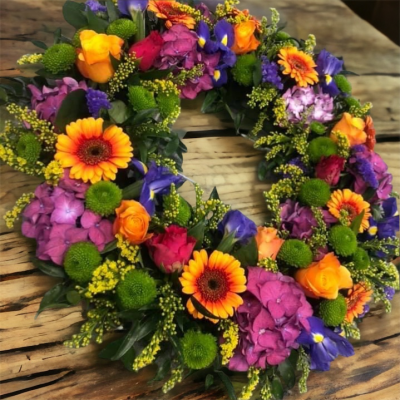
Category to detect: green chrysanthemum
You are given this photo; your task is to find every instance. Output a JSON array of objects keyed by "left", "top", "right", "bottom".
[
  {"left": 128, "top": 86, "right": 157, "bottom": 112},
  {"left": 116, "top": 270, "right": 157, "bottom": 310},
  {"left": 232, "top": 54, "right": 257, "bottom": 87},
  {"left": 64, "top": 242, "right": 102, "bottom": 284},
  {"left": 298, "top": 179, "right": 331, "bottom": 207},
  {"left": 328, "top": 225, "right": 357, "bottom": 256},
  {"left": 352, "top": 247, "right": 370, "bottom": 270},
  {"left": 345, "top": 97, "right": 361, "bottom": 109},
  {"left": 42, "top": 43, "right": 77, "bottom": 74},
  {"left": 180, "top": 330, "right": 217, "bottom": 370},
  {"left": 16, "top": 133, "right": 41, "bottom": 164},
  {"left": 307, "top": 137, "right": 338, "bottom": 163},
  {"left": 310, "top": 121, "right": 326, "bottom": 135},
  {"left": 157, "top": 92, "right": 180, "bottom": 119},
  {"left": 334, "top": 74, "right": 352, "bottom": 94},
  {"left": 174, "top": 196, "right": 192, "bottom": 226},
  {"left": 319, "top": 294, "right": 347, "bottom": 326},
  {"left": 107, "top": 18, "right": 137, "bottom": 40},
  {"left": 71, "top": 28, "right": 87, "bottom": 48},
  {"left": 85, "top": 181, "right": 122, "bottom": 216},
  {"left": 277, "top": 239, "right": 313, "bottom": 268}
]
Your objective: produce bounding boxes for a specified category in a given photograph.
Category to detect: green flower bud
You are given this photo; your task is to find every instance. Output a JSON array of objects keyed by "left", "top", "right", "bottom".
[
  {"left": 174, "top": 196, "right": 192, "bottom": 226},
  {"left": 319, "top": 294, "right": 347, "bottom": 326},
  {"left": 157, "top": 92, "right": 180, "bottom": 119},
  {"left": 334, "top": 74, "right": 352, "bottom": 94},
  {"left": 328, "top": 225, "right": 357, "bottom": 257},
  {"left": 128, "top": 86, "right": 157, "bottom": 112},
  {"left": 71, "top": 28, "right": 88, "bottom": 48},
  {"left": 85, "top": 181, "right": 122, "bottom": 216},
  {"left": 310, "top": 121, "right": 326, "bottom": 135},
  {"left": 277, "top": 239, "right": 313, "bottom": 269},
  {"left": 298, "top": 179, "right": 331, "bottom": 207},
  {"left": 107, "top": 18, "right": 137, "bottom": 40},
  {"left": 42, "top": 43, "right": 77, "bottom": 74},
  {"left": 180, "top": 330, "right": 217, "bottom": 370},
  {"left": 232, "top": 54, "right": 257, "bottom": 87},
  {"left": 116, "top": 270, "right": 157, "bottom": 310},
  {"left": 16, "top": 133, "right": 41, "bottom": 164},
  {"left": 307, "top": 137, "right": 338, "bottom": 163},
  {"left": 352, "top": 247, "right": 370, "bottom": 270},
  {"left": 64, "top": 242, "right": 102, "bottom": 284}
]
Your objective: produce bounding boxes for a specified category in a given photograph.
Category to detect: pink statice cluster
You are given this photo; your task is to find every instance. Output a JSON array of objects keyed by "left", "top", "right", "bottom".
[
  {"left": 229, "top": 268, "right": 313, "bottom": 371},
  {"left": 282, "top": 86, "right": 334, "bottom": 124},
  {"left": 22, "top": 170, "right": 113, "bottom": 265}
]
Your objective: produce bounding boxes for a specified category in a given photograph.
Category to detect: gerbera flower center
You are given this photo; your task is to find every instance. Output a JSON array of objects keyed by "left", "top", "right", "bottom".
[
  {"left": 291, "top": 58, "right": 307, "bottom": 72},
  {"left": 76, "top": 138, "right": 112, "bottom": 166},
  {"left": 197, "top": 268, "right": 229, "bottom": 302}
]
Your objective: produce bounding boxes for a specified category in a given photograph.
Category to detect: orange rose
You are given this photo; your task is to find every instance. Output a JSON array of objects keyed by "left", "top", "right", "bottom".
[
  {"left": 364, "top": 116, "right": 376, "bottom": 151},
  {"left": 76, "top": 30, "right": 124, "bottom": 83},
  {"left": 113, "top": 200, "right": 152, "bottom": 245},
  {"left": 255, "top": 227, "right": 284, "bottom": 261},
  {"left": 295, "top": 253, "right": 353, "bottom": 299},
  {"left": 330, "top": 112, "right": 366, "bottom": 147},
  {"left": 231, "top": 21, "right": 260, "bottom": 55}
]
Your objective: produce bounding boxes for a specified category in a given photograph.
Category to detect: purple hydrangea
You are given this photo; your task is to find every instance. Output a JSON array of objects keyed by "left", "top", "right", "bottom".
[
  {"left": 218, "top": 210, "right": 257, "bottom": 245},
  {"left": 261, "top": 56, "right": 283, "bottom": 89},
  {"left": 21, "top": 170, "right": 113, "bottom": 265},
  {"left": 28, "top": 78, "right": 87, "bottom": 125},
  {"left": 86, "top": 88, "right": 112, "bottom": 118},
  {"left": 282, "top": 86, "right": 334, "bottom": 125},
  {"left": 228, "top": 268, "right": 313, "bottom": 371},
  {"left": 85, "top": 0, "right": 107, "bottom": 13}
]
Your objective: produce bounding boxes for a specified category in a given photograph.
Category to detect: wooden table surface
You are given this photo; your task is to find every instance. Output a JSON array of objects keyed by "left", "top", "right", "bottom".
[{"left": 0, "top": 1, "right": 399, "bottom": 399}]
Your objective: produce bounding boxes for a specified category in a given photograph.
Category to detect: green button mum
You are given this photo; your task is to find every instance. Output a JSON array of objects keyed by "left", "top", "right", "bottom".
[
  {"left": 352, "top": 247, "right": 370, "bottom": 270},
  {"left": 298, "top": 179, "right": 331, "bottom": 207},
  {"left": 307, "top": 137, "right": 338, "bottom": 163},
  {"left": 277, "top": 239, "right": 313, "bottom": 268},
  {"left": 107, "top": 19, "right": 137, "bottom": 40},
  {"left": 42, "top": 43, "right": 77, "bottom": 74},
  {"left": 328, "top": 225, "right": 357, "bottom": 257},
  {"left": 85, "top": 181, "right": 122, "bottom": 217},
  {"left": 16, "top": 133, "right": 41, "bottom": 164},
  {"left": 319, "top": 293, "right": 347, "bottom": 326}
]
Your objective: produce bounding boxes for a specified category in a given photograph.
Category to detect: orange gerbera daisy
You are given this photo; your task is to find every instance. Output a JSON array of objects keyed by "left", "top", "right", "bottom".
[
  {"left": 278, "top": 47, "right": 319, "bottom": 87},
  {"left": 179, "top": 249, "right": 246, "bottom": 321},
  {"left": 327, "top": 189, "right": 371, "bottom": 233},
  {"left": 148, "top": 0, "right": 196, "bottom": 29},
  {"left": 55, "top": 118, "right": 133, "bottom": 184},
  {"left": 345, "top": 283, "right": 373, "bottom": 323}
]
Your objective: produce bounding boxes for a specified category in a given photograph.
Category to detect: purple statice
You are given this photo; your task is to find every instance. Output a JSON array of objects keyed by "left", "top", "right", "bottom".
[
  {"left": 85, "top": 0, "right": 107, "bottom": 13},
  {"left": 282, "top": 86, "right": 334, "bottom": 125},
  {"left": 348, "top": 145, "right": 379, "bottom": 191},
  {"left": 28, "top": 78, "right": 87, "bottom": 125},
  {"left": 315, "top": 49, "right": 344, "bottom": 97},
  {"left": 228, "top": 268, "right": 313, "bottom": 371},
  {"left": 261, "top": 56, "right": 283, "bottom": 89},
  {"left": 86, "top": 88, "right": 112, "bottom": 118},
  {"left": 296, "top": 317, "right": 354, "bottom": 371},
  {"left": 218, "top": 210, "right": 257, "bottom": 245},
  {"left": 21, "top": 171, "right": 113, "bottom": 265},
  {"left": 384, "top": 286, "right": 396, "bottom": 301}
]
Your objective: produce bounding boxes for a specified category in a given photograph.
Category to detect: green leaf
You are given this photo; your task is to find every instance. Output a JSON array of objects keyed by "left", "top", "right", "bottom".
[
  {"left": 86, "top": 9, "right": 109, "bottom": 33},
  {"left": 32, "top": 258, "right": 66, "bottom": 278},
  {"left": 258, "top": 161, "right": 268, "bottom": 181},
  {"left": 106, "top": 0, "right": 119, "bottom": 22},
  {"left": 99, "top": 337, "right": 125, "bottom": 359},
  {"left": 66, "top": 290, "right": 81, "bottom": 306},
  {"left": 187, "top": 219, "right": 205, "bottom": 250},
  {"left": 164, "top": 135, "right": 180, "bottom": 157},
  {"left": 63, "top": 1, "right": 87, "bottom": 29},
  {"left": 253, "top": 59, "right": 263, "bottom": 86},
  {"left": 215, "top": 371, "right": 237, "bottom": 400},
  {"left": 208, "top": 187, "right": 220, "bottom": 200},
  {"left": 350, "top": 210, "right": 365, "bottom": 235},
  {"left": 190, "top": 295, "right": 220, "bottom": 320},
  {"left": 149, "top": 357, "right": 171, "bottom": 382},
  {"left": 277, "top": 359, "right": 296, "bottom": 389},
  {"left": 101, "top": 239, "right": 117, "bottom": 254},
  {"left": 122, "top": 180, "right": 143, "bottom": 200},
  {"left": 35, "top": 68, "right": 67, "bottom": 80},
  {"left": 121, "top": 346, "right": 136, "bottom": 371},
  {"left": 130, "top": 108, "right": 158, "bottom": 125},
  {"left": 110, "top": 53, "right": 121, "bottom": 71},
  {"left": 271, "top": 377, "right": 284, "bottom": 400},
  {"left": 217, "top": 231, "right": 238, "bottom": 254},
  {"left": 232, "top": 237, "right": 258, "bottom": 267},
  {"left": 205, "top": 374, "right": 214, "bottom": 390},
  {"left": 30, "top": 40, "right": 48, "bottom": 50},
  {"left": 54, "top": 89, "right": 89, "bottom": 132},
  {"left": 109, "top": 100, "right": 130, "bottom": 124},
  {"left": 201, "top": 90, "right": 222, "bottom": 114},
  {"left": 35, "top": 283, "right": 71, "bottom": 318},
  {"left": 0, "top": 87, "right": 7, "bottom": 106}
]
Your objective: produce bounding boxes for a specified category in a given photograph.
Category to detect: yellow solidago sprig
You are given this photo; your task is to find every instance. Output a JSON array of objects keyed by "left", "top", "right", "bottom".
[
  {"left": 116, "top": 233, "right": 140, "bottom": 263},
  {"left": 162, "top": 364, "right": 185, "bottom": 393},
  {"left": 3, "top": 192, "right": 35, "bottom": 229},
  {"left": 239, "top": 367, "right": 260, "bottom": 400},
  {"left": 257, "top": 257, "right": 279, "bottom": 272},
  {"left": 17, "top": 53, "right": 43, "bottom": 65},
  {"left": 331, "top": 130, "right": 350, "bottom": 158},
  {"left": 43, "top": 160, "right": 64, "bottom": 186},
  {"left": 247, "top": 86, "right": 279, "bottom": 110},
  {"left": 107, "top": 54, "right": 137, "bottom": 99},
  {"left": 219, "top": 319, "right": 239, "bottom": 365}
]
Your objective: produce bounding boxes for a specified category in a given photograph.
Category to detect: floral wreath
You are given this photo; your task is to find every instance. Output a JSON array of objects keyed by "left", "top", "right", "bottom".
[{"left": 1, "top": 0, "right": 399, "bottom": 399}]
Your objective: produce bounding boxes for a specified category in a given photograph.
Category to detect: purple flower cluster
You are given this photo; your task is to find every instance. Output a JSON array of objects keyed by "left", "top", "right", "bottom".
[
  {"left": 85, "top": 0, "right": 107, "bottom": 13},
  {"left": 228, "top": 268, "right": 313, "bottom": 371},
  {"left": 261, "top": 56, "right": 283, "bottom": 89},
  {"left": 28, "top": 78, "right": 87, "bottom": 125},
  {"left": 22, "top": 170, "right": 113, "bottom": 265},
  {"left": 86, "top": 88, "right": 112, "bottom": 118},
  {"left": 282, "top": 86, "right": 334, "bottom": 124}
]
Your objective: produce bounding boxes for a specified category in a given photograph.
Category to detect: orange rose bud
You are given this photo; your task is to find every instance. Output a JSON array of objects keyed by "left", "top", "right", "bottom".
[
  {"left": 330, "top": 112, "right": 367, "bottom": 147},
  {"left": 364, "top": 115, "right": 376, "bottom": 151},
  {"left": 255, "top": 227, "right": 284, "bottom": 261},
  {"left": 295, "top": 253, "right": 353, "bottom": 300},
  {"left": 113, "top": 200, "right": 152, "bottom": 245},
  {"left": 231, "top": 20, "right": 260, "bottom": 55}
]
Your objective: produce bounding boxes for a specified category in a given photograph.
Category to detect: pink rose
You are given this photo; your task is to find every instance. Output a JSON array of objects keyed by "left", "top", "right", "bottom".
[
  {"left": 146, "top": 225, "right": 196, "bottom": 273},
  {"left": 316, "top": 155, "right": 346, "bottom": 186}
]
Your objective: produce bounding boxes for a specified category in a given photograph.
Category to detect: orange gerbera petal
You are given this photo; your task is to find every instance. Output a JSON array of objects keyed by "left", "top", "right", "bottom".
[
  {"left": 148, "top": 0, "right": 196, "bottom": 29},
  {"left": 55, "top": 117, "right": 133, "bottom": 184},
  {"left": 345, "top": 283, "right": 373, "bottom": 323},
  {"left": 179, "top": 250, "right": 246, "bottom": 322},
  {"left": 278, "top": 47, "right": 318, "bottom": 87},
  {"left": 327, "top": 189, "right": 371, "bottom": 232}
]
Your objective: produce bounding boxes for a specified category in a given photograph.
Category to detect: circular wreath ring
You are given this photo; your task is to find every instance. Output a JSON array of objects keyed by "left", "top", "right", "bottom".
[{"left": 1, "top": 1, "right": 398, "bottom": 399}]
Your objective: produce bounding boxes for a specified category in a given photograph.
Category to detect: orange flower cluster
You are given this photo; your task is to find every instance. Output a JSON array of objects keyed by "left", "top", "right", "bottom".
[
  {"left": 255, "top": 227, "right": 284, "bottom": 261},
  {"left": 345, "top": 283, "right": 373, "bottom": 323},
  {"left": 148, "top": 0, "right": 196, "bottom": 29},
  {"left": 231, "top": 20, "right": 260, "bottom": 55},
  {"left": 330, "top": 112, "right": 367, "bottom": 147}
]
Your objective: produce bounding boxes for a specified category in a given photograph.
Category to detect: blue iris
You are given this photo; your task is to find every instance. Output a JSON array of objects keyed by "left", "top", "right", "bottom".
[{"left": 316, "top": 49, "right": 344, "bottom": 97}]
